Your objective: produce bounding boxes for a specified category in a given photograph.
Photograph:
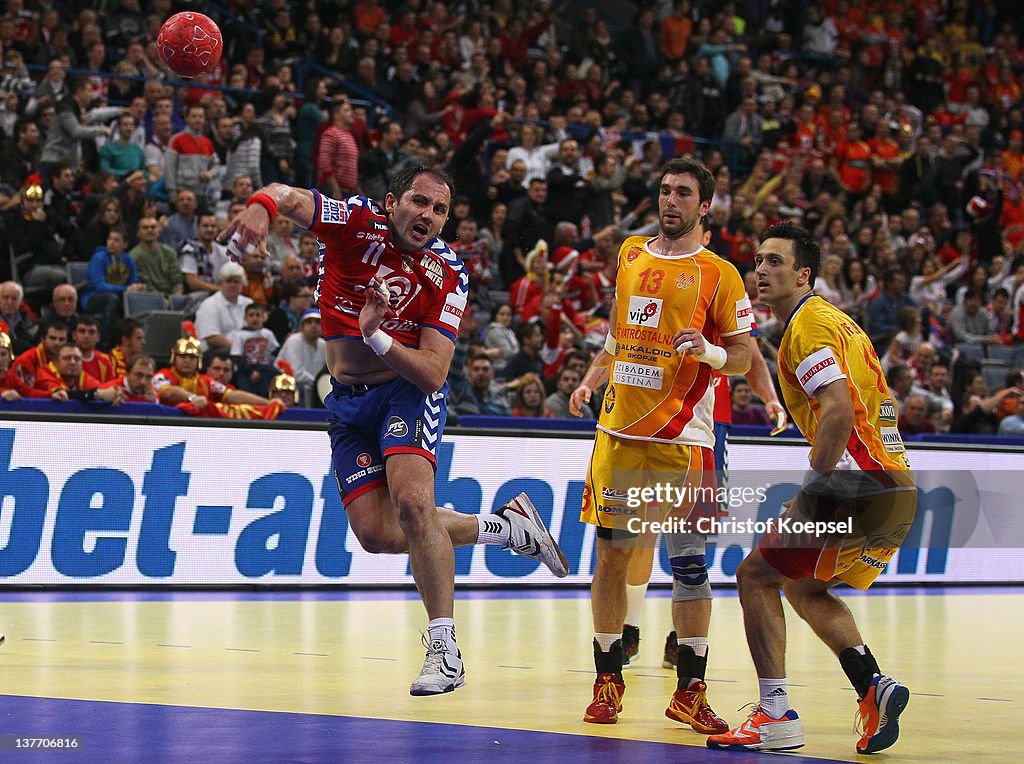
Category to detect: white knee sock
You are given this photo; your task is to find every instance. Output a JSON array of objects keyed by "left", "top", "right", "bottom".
[
  {"left": 594, "top": 632, "right": 620, "bottom": 652},
  {"left": 624, "top": 583, "right": 648, "bottom": 627},
  {"left": 475, "top": 514, "right": 510, "bottom": 545},
  {"left": 758, "top": 678, "right": 789, "bottom": 719},
  {"left": 427, "top": 618, "right": 457, "bottom": 653}
]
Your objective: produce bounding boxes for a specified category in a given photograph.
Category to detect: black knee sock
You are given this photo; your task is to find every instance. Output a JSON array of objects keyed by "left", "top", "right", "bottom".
[
  {"left": 839, "top": 645, "right": 880, "bottom": 699},
  {"left": 594, "top": 638, "right": 624, "bottom": 681},
  {"left": 676, "top": 644, "right": 708, "bottom": 691}
]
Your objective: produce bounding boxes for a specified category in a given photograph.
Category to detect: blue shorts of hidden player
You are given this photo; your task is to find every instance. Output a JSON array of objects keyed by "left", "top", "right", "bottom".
[{"left": 326, "top": 377, "right": 448, "bottom": 505}]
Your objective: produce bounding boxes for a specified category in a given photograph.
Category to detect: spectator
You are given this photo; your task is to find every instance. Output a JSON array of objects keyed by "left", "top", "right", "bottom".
[
  {"left": 159, "top": 189, "right": 199, "bottom": 252},
  {"left": 545, "top": 365, "right": 591, "bottom": 418},
  {"left": 295, "top": 77, "right": 328, "bottom": 189},
  {"left": 229, "top": 303, "right": 279, "bottom": 396},
  {"left": 83, "top": 228, "right": 145, "bottom": 346},
  {"left": 99, "top": 113, "right": 146, "bottom": 179},
  {"left": 241, "top": 249, "right": 276, "bottom": 308},
  {"left": 997, "top": 395, "right": 1024, "bottom": 436},
  {"left": 951, "top": 371, "right": 1020, "bottom": 435},
  {"left": 730, "top": 378, "right": 772, "bottom": 426},
  {"left": 131, "top": 216, "right": 182, "bottom": 297},
  {"left": 317, "top": 96, "right": 359, "bottom": 198},
  {"left": 502, "top": 178, "right": 549, "bottom": 285},
  {"left": 255, "top": 87, "right": 296, "bottom": 186},
  {"left": 544, "top": 138, "right": 587, "bottom": 229},
  {"left": 194, "top": 262, "right": 253, "bottom": 352},
  {"left": 483, "top": 303, "right": 519, "bottom": 378},
  {"left": 358, "top": 117, "right": 411, "bottom": 201},
  {"left": 203, "top": 349, "right": 238, "bottom": 390},
  {"left": 276, "top": 308, "right": 326, "bottom": 397},
  {"left": 39, "top": 76, "right": 120, "bottom": 180},
  {"left": 886, "top": 364, "right": 914, "bottom": 407},
  {"left": 450, "top": 353, "right": 511, "bottom": 416},
  {"left": 0, "top": 280, "right": 37, "bottom": 354},
  {"left": 0, "top": 330, "right": 49, "bottom": 400},
  {"left": 898, "top": 393, "right": 936, "bottom": 436},
  {"left": 503, "top": 320, "right": 546, "bottom": 380},
  {"left": 179, "top": 213, "right": 228, "bottom": 295},
  {"left": 41, "top": 283, "right": 79, "bottom": 326},
  {"left": 71, "top": 315, "right": 114, "bottom": 383},
  {"left": 109, "top": 316, "right": 145, "bottom": 378},
  {"left": 265, "top": 215, "right": 299, "bottom": 275},
  {"left": 100, "top": 353, "right": 157, "bottom": 403},
  {"left": 0, "top": 117, "right": 41, "bottom": 190},
  {"left": 867, "top": 269, "right": 917, "bottom": 353},
  {"left": 33, "top": 343, "right": 124, "bottom": 405},
  {"left": 510, "top": 372, "right": 553, "bottom": 418},
  {"left": 948, "top": 287, "right": 1001, "bottom": 347},
  {"left": 165, "top": 103, "right": 221, "bottom": 213},
  {"left": 75, "top": 195, "right": 123, "bottom": 263}
]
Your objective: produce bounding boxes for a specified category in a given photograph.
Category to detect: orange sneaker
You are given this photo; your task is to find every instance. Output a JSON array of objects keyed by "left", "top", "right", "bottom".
[
  {"left": 706, "top": 705, "right": 804, "bottom": 752},
  {"left": 583, "top": 673, "right": 625, "bottom": 724},
  {"left": 856, "top": 675, "right": 910, "bottom": 754},
  {"left": 665, "top": 680, "right": 729, "bottom": 734}
]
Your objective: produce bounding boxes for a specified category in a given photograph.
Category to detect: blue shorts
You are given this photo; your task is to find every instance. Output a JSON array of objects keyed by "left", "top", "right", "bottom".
[{"left": 326, "top": 377, "right": 448, "bottom": 505}]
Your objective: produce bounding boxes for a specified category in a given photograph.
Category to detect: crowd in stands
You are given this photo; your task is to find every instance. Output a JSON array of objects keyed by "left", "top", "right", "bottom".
[{"left": 1, "top": 0, "right": 1024, "bottom": 436}]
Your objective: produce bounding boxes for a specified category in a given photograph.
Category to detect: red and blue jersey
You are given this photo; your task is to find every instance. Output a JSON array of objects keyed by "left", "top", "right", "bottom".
[{"left": 310, "top": 192, "right": 468, "bottom": 347}]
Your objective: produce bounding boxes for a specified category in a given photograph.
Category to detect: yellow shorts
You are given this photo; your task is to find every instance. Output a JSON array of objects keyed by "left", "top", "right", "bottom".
[
  {"left": 579, "top": 429, "right": 716, "bottom": 532},
  {"left": 759, "top": 487, "right": 918, "bottom": 590}
]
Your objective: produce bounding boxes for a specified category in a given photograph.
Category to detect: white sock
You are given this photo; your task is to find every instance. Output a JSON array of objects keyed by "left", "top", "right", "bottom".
[
  {"left": 624, "top": 583, "right": 648, "bottom": 628},
  {"left": 427, "top": 618, "right": 457, "bottom": 653},
  {"left": 758, "top": 678, "right": 789, "bottom": 719},
  {"left": 594, "top": 632, "right": 620, "bottom": 652},
  {"left": 678, "top": 636, "right": 709, "bottom": 658},
  {"left": 476, "top": 514, "right": 510, "bottom": 545}
]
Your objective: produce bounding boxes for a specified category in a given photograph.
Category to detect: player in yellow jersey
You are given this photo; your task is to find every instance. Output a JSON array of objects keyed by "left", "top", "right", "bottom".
[
  {"left": 570, "top": 157, "right": 752, "bottom": 728},
  {"left": 707, "top": 223, "right": 916, "bottom": 755}
]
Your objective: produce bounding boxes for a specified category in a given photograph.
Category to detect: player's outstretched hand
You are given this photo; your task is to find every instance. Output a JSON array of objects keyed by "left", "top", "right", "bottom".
[
  {"left": 569, "top": 384, "right": 592, "bottom": 417},
  {"left": 220, "top": 204, "right": 270, "bottom": 262}
]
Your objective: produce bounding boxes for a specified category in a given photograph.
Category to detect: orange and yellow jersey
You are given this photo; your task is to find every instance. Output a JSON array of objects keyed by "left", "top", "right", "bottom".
[
  {"left": 599, "top": 236, "right": 752, "bottom": 446},
  {"left": 778, "top": 294, "right": 914, "bottom": 485}
]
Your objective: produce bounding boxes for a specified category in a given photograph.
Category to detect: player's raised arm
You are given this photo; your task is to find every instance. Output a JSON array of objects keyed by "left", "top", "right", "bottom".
[{"left": 220, "top": 183, "right": 317, "bottom": 260}]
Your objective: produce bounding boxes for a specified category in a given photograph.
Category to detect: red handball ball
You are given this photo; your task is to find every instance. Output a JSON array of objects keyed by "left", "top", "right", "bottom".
[{"left": 157, "top": 12, "right": 223, "bottom": 79}]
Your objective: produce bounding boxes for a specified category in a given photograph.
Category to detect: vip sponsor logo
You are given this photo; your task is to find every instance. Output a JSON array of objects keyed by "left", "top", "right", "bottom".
[
  {"left": 604, "top": 384, "right": 616, "bottom": 414},
  {"left": 880, "top": 426, "right": 904, "bottom": 452},
  {"left": 386, "top": 416, "right": 409, "bottom": 438},
  {"left": 626, "top": 296, "right": 663, "bottom": 328},
  {"left": 356, "top": 453, "right": 372, "bottom": 468},
  {"left": 879, "top": 400, "right": 897, "bottom": 423},
  {"left": 613, "top": 361, "right": 664, "bottom": 389},
  {"left": 320, "top": 198, "right": 347, "bottom": 224},
  {"left": 675, "top": 272, "right": 695, "bottom": 289},
  {"left": 419, "top": 255, "right": 445, "bottom": 288},
  {"left": 799, "top": 356, "right": 836, "bottom": 386},
  {"left": 601, "top": 487, "right": 630, "bottom": 504},
  {"left": 345, "top": 463, "right": 385, "bottom": 484}
]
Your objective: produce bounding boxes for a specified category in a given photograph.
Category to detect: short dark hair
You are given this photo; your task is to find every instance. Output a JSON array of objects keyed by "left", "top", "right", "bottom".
[
  {"left": 114, "top": 317, "right": 143, "bottom": 343},
  {"left": 660, "top": 157, "right": 714, "bottom": 204},
  {"left": 128, "top": 354, "right": 155, "bottom": 372},
  {"left": 762, "top": 222, "right": 821, "bottom": 284},
  {"left": 41, "top": 317, "right": 69, "bottom": 337},
  {"left": 387, "top": 163, "right": 455, "bottom": 202},
  {"left": 74, "top": 314, "right": 99, "bottom": 330}
]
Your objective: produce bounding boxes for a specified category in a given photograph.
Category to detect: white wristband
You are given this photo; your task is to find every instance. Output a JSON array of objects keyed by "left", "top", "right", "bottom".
[
  {"left": 695, "top": 342, "right": 728, "bottom": 370},
  {"left": 363, "top": 329, "right": 393, "bottom": 356},
  {"left": 603, "top": 332, "right": 616, "bottom": 355}
]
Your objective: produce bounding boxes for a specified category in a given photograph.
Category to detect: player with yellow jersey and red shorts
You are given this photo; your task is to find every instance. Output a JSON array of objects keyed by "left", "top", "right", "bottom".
[
  {"left": 570, "top": 157, "right": 752, "bottom": 729},
  {"left": 707, "top": 223, "right": 916, "bottom": 755}
]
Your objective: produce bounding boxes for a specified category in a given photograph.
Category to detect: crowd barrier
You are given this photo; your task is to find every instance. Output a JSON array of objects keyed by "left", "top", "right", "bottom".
[{"left": 1, "top": 413, "right": 1022, "bottom": 586}]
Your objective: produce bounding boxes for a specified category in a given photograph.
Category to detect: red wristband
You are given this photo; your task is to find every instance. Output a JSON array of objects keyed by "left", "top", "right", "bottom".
[{"left": 246, "top": 192, "right": 277, "bottom": 221}]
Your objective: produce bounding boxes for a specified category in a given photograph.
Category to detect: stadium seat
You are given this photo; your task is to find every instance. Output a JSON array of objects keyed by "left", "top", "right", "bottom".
[
  {"left": 66, "top": 261, "right": 90, "bottom": 292},
  {"left": 987, "top": 344, "right": 1017, "bottom": 364},
  {"left": 169, "top": 294, "right": 190, "bottom": 312},
  {"left": 955, "top": 343, "right": 984, "bottom": 363},
  {"left": 144, "top": 310, "right": 186, "bottom": 364},
  {"left": 124, "top": 290, "right": 168, "bottom": 319}
]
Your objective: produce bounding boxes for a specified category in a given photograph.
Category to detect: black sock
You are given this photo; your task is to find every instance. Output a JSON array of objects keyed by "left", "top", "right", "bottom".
[
  {"left": 676, "top": 644, "right": 708, "bottom": 691},
  {"left": 839, "top": 645, "right": 880, "bottom": 699},
  {"left": 593, "top": 638, "right": 624, "bottom": 681}
]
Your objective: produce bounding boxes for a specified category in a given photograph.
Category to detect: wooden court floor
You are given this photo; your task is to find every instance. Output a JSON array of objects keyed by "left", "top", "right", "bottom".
[{"left": 0, "top": 587, "right": 1019, "bottom": 762}]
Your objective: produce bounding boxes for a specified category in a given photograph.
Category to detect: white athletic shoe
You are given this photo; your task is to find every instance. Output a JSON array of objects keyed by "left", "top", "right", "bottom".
[
  {"left": 409, "top": 634, "right": 466, "bottom": 696},
  {"left": 496, "top": 492, "right": 570, "bottom": 577}
]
